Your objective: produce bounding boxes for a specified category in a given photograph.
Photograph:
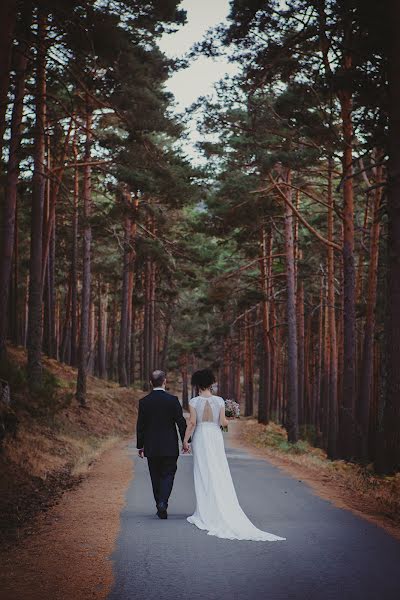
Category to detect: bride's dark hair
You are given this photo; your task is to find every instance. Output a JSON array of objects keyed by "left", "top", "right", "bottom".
[{"left": 191, "top": 368, "right": 216, "bottom": 390}]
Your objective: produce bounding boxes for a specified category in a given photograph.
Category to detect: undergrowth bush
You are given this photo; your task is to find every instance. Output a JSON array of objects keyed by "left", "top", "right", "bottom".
[{"left": 0, "top": 355, "right": 69, "bottom": 418}]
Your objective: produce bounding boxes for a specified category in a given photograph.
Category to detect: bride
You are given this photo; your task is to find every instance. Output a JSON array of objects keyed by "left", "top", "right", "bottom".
[{"left": 183, "top": 368, "right": 286, "bottom": 542}]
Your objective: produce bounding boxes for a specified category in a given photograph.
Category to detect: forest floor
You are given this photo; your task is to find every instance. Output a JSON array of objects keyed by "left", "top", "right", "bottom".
[
  {"left": 0, "top": 345, "right": 139, "bottom": 548},
  {"left": 231, "top": 418, "right": 400, "bottom": 541},
  {"left": 0, "top": 346, "right": 140, "bottom": 600}
]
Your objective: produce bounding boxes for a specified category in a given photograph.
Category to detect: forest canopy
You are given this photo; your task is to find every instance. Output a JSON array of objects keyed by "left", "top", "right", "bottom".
[{"left": 1, "top": 0, "right": 400, "bottom": 476}]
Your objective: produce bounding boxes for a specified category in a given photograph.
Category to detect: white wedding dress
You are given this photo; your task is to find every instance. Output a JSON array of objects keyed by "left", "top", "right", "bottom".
[{"left": 186, "top": 395, "right": 286, "bottom": 542}]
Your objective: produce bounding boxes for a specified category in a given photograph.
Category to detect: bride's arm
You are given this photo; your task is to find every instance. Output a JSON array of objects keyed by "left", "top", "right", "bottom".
[
  {"left": 219, "top": 407, "right": 229, "bottom": 427},
  {"left": 183, "top": 406, "right": 196, "bottom": 450}
]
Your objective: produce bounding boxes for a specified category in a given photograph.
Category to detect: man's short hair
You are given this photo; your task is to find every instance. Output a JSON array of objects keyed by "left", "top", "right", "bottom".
[{"left": 151, "top": 370, "right": 166, "bottom": 387}]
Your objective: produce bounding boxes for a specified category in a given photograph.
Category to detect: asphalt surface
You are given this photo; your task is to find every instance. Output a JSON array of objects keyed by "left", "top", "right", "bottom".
[{"left": 108, "top": 434, "right": 400, "bottom": 600}]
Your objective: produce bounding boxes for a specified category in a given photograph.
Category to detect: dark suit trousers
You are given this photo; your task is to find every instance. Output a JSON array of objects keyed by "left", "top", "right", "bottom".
[{"left": 147, "top": 456, "right": 178, "bottom": 507}]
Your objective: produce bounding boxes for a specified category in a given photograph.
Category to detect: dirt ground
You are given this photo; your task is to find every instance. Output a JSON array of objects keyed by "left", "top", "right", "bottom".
[
  {"left": 0, "top": 346, "right": 139, "bottom": 546},
  {"left": 0, "top": 439, "right": 133, "bottom": 600}
]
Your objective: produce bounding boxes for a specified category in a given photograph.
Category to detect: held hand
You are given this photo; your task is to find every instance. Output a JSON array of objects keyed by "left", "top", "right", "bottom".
[
  {"left": 182, "top": 441, "right": 190, "bottom": 453},
  {"left": 138, "top": 449, "right": 144, "bottom": 458}
]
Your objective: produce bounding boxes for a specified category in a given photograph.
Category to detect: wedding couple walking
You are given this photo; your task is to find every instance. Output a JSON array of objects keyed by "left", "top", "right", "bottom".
[{"left": 136, "top": 368, "right": 286, "bottom": 542}]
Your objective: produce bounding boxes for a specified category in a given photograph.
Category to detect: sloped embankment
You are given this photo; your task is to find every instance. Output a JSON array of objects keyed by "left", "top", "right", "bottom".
[{"left": 0, "top": 346, "right": 139, "bottom": 546}]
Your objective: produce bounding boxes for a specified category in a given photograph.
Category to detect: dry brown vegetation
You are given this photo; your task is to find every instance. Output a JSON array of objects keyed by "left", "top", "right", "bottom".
[
  {"left": 233, "top": 419, "right": 400, "bottom": 539},
  {"left": 0, "top": 440, "right": 133, "bottom": 600},
  {"left": 0, "top": 345, "right": 139, "bottom": 546}
]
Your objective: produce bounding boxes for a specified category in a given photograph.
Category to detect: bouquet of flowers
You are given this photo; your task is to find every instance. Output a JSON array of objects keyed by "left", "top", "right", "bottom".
[
  {"left": 221, "top": 398, "right": 240, "bottom": 432},
  {"left": 225, "top": 399, "right": 240, "bottom": 418}
]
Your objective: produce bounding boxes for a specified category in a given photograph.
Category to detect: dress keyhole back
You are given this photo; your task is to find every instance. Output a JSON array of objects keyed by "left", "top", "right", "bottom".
[{"left": 202, "top": 399, "right": 213, "bottom": 422}]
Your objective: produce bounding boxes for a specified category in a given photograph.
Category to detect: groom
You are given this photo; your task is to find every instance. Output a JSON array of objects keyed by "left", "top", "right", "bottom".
[{"left": 136, "top": 370, "right": 187, "bottom": 519}]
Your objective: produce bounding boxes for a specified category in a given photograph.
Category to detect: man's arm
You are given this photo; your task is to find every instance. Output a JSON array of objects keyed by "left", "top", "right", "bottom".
[
  {"left": 174, "top": 396, "right": 187, "bottom": 443},
  {"left": 136, "top": 398, "right": 145, "bottom": 450}
]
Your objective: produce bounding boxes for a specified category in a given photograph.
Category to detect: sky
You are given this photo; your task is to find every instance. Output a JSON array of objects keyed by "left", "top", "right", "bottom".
[{"left": 158, "top": 0, "right": 238, "bottom": 160}]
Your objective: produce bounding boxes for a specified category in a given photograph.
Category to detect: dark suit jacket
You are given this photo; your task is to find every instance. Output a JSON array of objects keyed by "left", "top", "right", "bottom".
[{"left": 136, "top": 390, "right": 187, "bottom": 457}]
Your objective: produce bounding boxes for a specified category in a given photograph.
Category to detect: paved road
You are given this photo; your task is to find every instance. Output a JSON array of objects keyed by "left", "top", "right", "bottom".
[{"left": 108, "top": 434, "right": 400, "bottom": 600}]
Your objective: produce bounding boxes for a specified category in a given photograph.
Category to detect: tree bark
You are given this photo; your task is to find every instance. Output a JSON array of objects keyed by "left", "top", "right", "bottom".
[
  {"left": 283, "top": 171, "right": 299, "bottom": 443},
  {"left": 118, "top": 205, "right": 132, "bottom": 387},
  {"left": 243, "top": 310, "right": 254, "bottom": 416},
  {"left": 180, "top": 354, "right": 189, "bottom": 411},
  {"left": 327, "top": 160, "right": 338, "bottom": 459},
  {"left": 97, "top": 280, "right": 108, "bottom": 379},
  {"left": 258, "top": 224, "right": 271, "bottom": 424},
  {"left": 338, "top": 48, "right": 356, "bottom": 460},
  {"left": 0, "top": 0, "right": 17, "bottom": 157},
  {"left": 76, "top": 101, "right": 93, "bottom": 406},
  {"left": 143, "top": 260, "right": 151, "bottom": 390},
  {"left": 378, "top": 2, "right": 400, "bottom": 473},
  {"left": 0, "top": 8, "right": 31, "bottom": 359},
  {"left": 297, "top": 279, "right": 305, "bottom": 430},
  {"left": 41, "top": 118, "right": 73, "bottom": 291},
  {"left": 27, "top": 9, "right": 47, "bottom": 389},
  {"left": 356, "top": 163, "right": 382, "bottom": 461},
  {"left": 70, "top": 124, "right": 79, "bottom": 366}
]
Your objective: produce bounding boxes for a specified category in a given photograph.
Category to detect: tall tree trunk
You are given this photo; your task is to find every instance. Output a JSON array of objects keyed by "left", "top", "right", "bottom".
[
  {"left": 108, "top": 282, "right": 119, "bottom": 381},
  {"left": 70, "top": 125, "right": 79, "bottom": 366},
  {"left": 76, "top": 101, "right": 93, "bottom": 406},
  {"left": 97, "top": 280, "right": 108, "bottom": 379},
  {"left": 243, "top": 310, "right": 253, "bottom": 416},
  {"left": 27, "top": 9, "right": 47, "bottom": 389},
  {"left": 338, "top": 48, "right": 356, "bottom": 459},
  {"left": 297, "top": 279, "right": 305, "bottom": 430},
  {"left": 0, "top": 8, "right": 30, "bottom": 359},
  {"left": 327, "top": 159, "right": 338, "bottom": 459},
  {"left": 322, "top": 277, "right": 330, "bottom": 448},
  {"left": 43, "top": 203, "right": 56, "bottom": 359},
  {"left": 149, "top": 255, "right": 156, "bottom": 373},
  {"left": 0, "top": 0, "right": 17, "bottom": 157},
  {"left": 258, "top": 224, "right": 271, "bottom": 424},
  {"left": 356, "top": 163, "right": 382, "bottom": 461},
  {"left": 60, "top": 272, "right": 72, "bottom": 363},
  {"left": 87, "top": 299, "right": 95, "bottom": 374},
  {"left": 143, "top": 261, "right": 151, "bottom": 390},
  {"left": 377, "top": 3, "right": 400, "bottom": 473},
  {"left": 180, "top": 354, "right": 189, "bottom": 410},
  {"left": 160, "top": 314, "right": 171, "bottom": 372},
  {"left": 130, "top": 294, "right": 136, "bottom": 383},
  {"left": 10, "top": 201, "right": 19, "bottom": 344},
  {"left": 118, "top": 206, "right": 132, "bottom": 387},
  {"left": 283, "top": 171, "right": 299, "bottom": 443},
  {"left": 126, "top": 269, "right": 134, "bottom": 384},
  {"left": 41, "top": 118, "right": 73, "bottom": 291}
]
